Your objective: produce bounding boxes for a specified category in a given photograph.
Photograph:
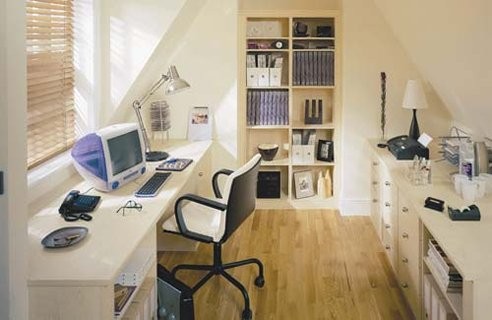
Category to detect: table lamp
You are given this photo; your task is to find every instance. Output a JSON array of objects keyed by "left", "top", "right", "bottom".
[
  {"left": 132, "top": 65, "right": 190, "bottom": 161},
  {"left": 402, "top": 79, "right": 428, "bottom": 140}
]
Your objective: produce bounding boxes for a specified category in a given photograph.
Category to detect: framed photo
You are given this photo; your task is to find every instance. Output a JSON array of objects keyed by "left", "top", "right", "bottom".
[
  {"left": 317, "top": 139, "right": 334, "bottom": 162},
  {"left": 293, "top": 170, "right": 315, "bottom": 199},
  {"left": 187, "top": 106, "right": 212, "bottom": 141}
]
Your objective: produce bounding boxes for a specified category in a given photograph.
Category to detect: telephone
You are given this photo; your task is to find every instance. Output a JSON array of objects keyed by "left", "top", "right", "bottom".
[
  {"left": 58, "top": 190, "right": 100, "bottom": 216},
  {"left": 387, "top": 135, "right": 429, "bottom": 160}
]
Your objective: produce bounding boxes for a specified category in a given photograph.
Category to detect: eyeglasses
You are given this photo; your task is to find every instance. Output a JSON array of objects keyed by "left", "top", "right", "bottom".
[{"left": 116, "top": 200, "right": 143, "bottom": 216}]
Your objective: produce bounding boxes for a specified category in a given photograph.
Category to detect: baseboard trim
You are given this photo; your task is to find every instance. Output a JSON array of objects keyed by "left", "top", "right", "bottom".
[{"left": 340, "top": 199, "right": 371, "bottom": 216}]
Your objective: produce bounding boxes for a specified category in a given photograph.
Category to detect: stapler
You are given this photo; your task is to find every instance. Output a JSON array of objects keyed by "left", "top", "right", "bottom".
[{"left": 424, "top": 197, "right": 444, "bottom": 212}]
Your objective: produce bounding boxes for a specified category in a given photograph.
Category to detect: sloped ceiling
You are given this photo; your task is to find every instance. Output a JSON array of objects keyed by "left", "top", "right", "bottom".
[{"left": 373, "top": 0, "right": 492, "bottom": 138}]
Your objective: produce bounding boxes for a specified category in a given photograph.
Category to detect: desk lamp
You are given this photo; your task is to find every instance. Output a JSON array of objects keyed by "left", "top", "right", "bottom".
[
  {"left": 132, "top": 65, "right": 190, "bottom": 161},
  {"left": 402, "top": 79, "right": 428, "bottom": 140}
]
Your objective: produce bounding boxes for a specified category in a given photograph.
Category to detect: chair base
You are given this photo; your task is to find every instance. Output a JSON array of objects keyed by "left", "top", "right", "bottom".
[{"left": 171, "top": 243, "right": 264, "bottom": 320}]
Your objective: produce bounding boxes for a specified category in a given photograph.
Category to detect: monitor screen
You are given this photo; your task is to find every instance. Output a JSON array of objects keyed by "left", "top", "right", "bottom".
[{"left": 107, "top": 130, "right": 143, "bottom": 176}]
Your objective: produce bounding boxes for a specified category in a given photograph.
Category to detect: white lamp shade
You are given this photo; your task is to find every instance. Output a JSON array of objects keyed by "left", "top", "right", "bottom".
[
  {"left": 165, "top": 65, "right": 190, "bottom": 95},
  {"left": 402, "top": 80, "right": 428, "bottom": 110}
]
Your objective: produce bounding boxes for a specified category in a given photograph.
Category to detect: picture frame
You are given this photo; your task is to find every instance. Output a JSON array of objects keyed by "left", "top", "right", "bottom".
[
  {"left": 317, "top": 139, "right": 334, "bottom": 162},
  {"left": 293, "top": 170, "right": 315, "bottom": 199},
  {"left": 187, "top": 106, "right": 212, "bottom": 141}
]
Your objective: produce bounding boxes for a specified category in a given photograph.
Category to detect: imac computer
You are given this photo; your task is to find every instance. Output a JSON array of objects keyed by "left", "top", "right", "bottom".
[{"left": 71, "top": 123, "right": 147, "bottom": 192}]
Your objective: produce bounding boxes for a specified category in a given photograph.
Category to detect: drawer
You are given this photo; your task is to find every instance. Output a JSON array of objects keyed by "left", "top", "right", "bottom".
[
  {"left": 383, "top": 228, "right": 398, "bottom": 271},
  {"left": 398, "top": 257, "right": 420, "bottom": 318}
]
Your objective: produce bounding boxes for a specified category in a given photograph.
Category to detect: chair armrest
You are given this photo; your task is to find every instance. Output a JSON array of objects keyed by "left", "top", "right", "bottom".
[
  {"left": 212, "top": 169, "right": 234, "bottom": 198},
  {"left": 174, "top": 194, "right": 227, "bottom": 243}
]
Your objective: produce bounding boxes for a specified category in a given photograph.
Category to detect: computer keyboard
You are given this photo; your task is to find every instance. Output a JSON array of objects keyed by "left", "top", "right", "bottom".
[{"left": 135, "top": 172, "right": 171, "bottom": 197}]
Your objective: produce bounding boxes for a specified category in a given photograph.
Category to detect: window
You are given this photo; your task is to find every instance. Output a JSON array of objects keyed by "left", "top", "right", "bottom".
[{"left": 26, "top": 0, "right": 75, "bottom": 169}]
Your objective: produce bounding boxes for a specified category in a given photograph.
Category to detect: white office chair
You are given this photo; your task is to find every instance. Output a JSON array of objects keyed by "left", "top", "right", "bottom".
[{"left": 162, "top": 154, "right": 263, "bottom": 320}]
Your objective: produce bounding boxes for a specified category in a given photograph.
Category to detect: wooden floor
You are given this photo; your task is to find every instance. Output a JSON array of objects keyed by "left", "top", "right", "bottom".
[{"left": 158, "top": 210, "right": 414, "bottom": 320}]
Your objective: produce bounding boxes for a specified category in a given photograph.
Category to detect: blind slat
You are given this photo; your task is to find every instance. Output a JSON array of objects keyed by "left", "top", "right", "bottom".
[{"left": 27, "top": 0, "right": 74, "bottom": 168}]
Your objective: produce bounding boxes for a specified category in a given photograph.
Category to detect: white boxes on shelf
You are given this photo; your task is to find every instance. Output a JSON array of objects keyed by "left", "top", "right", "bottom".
[
  {"left": 247, "top": 68, "right": 283, "bottom": 87},
  {"left": 246, "top": 68, "right": 259, "bottom": 87},
  {"left": 257, "top": 68, "right": 270, "bottom": 86},
  {"left": 269, "top": 68, "right": 282, "bottom": 87},
  {"left": 292, "top": 145, "right": 315, "bottom": 164}
]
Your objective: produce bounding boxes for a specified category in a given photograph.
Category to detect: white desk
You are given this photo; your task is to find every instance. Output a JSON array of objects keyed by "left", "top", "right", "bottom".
[
  {"left": 28, "top": 140, "right": 212, "bottom": 320},
  {"left": 370, "top": 141, "right": 492, "bottom": 320}
]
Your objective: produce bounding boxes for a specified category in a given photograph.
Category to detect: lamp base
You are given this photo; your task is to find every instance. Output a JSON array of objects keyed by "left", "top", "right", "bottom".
[
  {"left": 408, "top": 109, "right": 420, "bottom": 140},
  {"left": 146, "top": 151, "right": 169, "bottom": 162}
]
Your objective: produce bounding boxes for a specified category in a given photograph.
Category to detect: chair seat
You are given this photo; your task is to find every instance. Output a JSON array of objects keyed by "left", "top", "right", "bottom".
[{"left": 162, "top": 200, "right": 226, "bottom": 242}]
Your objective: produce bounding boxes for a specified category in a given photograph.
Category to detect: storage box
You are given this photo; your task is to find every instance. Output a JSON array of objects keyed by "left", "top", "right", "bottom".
[
  {"left": 292, "top": 145, "right": 303, "bottom": 164},
  {"left": 257, "top": 171, "right": 281, "bottom": 198},
  {"left": 302, "top": 145, "right": 315, "bottom": 163},
  {"left": 246, "top": 68, "right": 259, "bottom": 87},
  {"left": 269, "top": 68, "right": 282, "bottom": 87},
  {"left": 257, "top": 68, "right": 270, "bottom": 86}
]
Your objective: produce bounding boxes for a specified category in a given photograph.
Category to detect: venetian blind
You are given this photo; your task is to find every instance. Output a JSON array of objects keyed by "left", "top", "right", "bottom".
[{"left": 26, "top": 0, "right": 75, "bottom": 168}]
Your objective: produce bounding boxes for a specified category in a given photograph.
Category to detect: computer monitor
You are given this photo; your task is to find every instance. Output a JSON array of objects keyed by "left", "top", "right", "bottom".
[{"left": 71, "top": 123, "right": 146, "bottom": 192}]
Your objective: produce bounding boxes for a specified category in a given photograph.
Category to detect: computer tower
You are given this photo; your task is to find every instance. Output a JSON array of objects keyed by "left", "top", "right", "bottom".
[{"left": 157, "top": 264, "right": 194, "bottom": 320}]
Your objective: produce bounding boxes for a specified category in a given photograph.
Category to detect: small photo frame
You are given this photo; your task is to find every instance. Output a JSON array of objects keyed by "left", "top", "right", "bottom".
[
  {"left": 187, "top": 106, "right": 212, "bottom": 141},
  {"left": 317, "top": 139, "right": 334, "bottom": 162},
  {"left": 293, "top": 170, "right": 315, "bottom": 199}
]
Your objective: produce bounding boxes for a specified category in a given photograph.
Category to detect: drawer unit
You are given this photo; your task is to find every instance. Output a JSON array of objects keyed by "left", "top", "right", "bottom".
[
  {"left": 398, "top": 192, "right": 421, "bottom": 318},
  {"left": 370, "top": 158, "right": 382, "bottom": 239}
]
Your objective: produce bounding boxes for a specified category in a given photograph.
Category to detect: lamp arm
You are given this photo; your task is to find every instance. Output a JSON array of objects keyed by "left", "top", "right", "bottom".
[{"left": 131, "top": 73, "right": 170, "bottom": 154}]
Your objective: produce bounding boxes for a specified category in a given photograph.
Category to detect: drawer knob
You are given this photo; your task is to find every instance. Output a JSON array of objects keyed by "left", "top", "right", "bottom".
[
  {"left": 385, "top": 202, "right": 391, "bottom": 207},
  {"left": 401, "top": 207, "right": 409, "bottom": 213},
  {"left": 385, "top": 224, "right": 391, "bottom": 229},
  {"left": 372, "top": 199, "right": 378, "bottom": 203},
  {"left": 384, "top": 181, "right": 391, "bottom": 186},
  {"left": 402, "top": 232, "right": 409, "bottom": 239},
  {"left": 402, "top": 257, "right": 409, "bottom": 263},
  {"left": 372, "top": 181, "right": 378, "bottom": 185},
  {"left": 372, "top": 161, "right": 379, "bottom": 166},
  {"left": 401, "top": 282, "right": 409, "bottom": 289},
  {"left": 385, "top": 245, "right": 391, "bottom": 250},
  {"left": 198, "top": 172, "right": 204, "bottom": 177}
]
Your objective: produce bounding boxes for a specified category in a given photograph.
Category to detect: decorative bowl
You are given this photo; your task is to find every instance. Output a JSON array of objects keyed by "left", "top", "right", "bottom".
[{"left": 257, "top": 144, "right": 279, "bottom": 161}]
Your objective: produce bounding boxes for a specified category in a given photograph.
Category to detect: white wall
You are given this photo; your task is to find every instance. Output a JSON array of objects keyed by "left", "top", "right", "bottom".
[
  {"left": 340, "top": 0, "right": 452, "bottom": 213},
  {"left": 0, "top": 0, "right": 28, "bottom": 318},
  {"left": 373, "top": 0, "right": 491, "bottom": 140}
]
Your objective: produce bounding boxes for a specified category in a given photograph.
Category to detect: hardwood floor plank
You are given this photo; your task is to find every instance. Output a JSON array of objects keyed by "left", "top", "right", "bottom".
[{"left": 158, "top": 210, "right": 413, "bottom": 320}]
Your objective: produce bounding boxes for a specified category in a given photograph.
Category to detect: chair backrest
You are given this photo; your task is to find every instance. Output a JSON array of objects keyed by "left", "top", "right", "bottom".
[{"left": 221, "top": 154, "right": 261, "bottom": 242}]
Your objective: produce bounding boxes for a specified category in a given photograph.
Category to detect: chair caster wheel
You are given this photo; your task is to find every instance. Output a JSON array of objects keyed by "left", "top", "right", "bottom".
[
  {"left": 254, "top": 276, "right": 265, "bottom": 288},
  {"left": 242, "top": 308, "right": 252, "bottom": 320}
]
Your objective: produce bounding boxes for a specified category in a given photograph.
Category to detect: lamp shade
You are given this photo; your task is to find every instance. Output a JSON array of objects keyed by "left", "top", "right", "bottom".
[
  {"left": 165, "top": 65, "right": 191, "bottom": 95},
  {"left": 402, "top": 80, "right": 428, "bottom": 110}
]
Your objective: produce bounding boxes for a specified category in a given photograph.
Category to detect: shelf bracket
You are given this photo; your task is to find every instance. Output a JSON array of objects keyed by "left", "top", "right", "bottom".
[{"left": 0, "top": 171, "right": 3, "bottom": 195}]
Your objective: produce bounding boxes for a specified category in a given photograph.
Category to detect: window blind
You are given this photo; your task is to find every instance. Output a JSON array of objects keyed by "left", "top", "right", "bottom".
[{"left": 26, "top": 0, "right": 75, "bottom": 169}]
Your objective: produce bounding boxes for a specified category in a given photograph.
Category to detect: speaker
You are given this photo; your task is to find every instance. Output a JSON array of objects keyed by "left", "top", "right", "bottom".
[
  {"left": 257, "top": 171, "right": 281, "bottom": 198},
  {"left": 157, "top": 264, "right": 194, "bottom": 320}
]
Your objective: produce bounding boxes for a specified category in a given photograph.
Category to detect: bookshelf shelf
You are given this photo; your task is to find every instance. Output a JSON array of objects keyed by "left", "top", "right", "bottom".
[
  {"left": 423, "top": 256, "right": 463, "bottom": 319},
  {"left": 240, "top": 12, "right": 340, "bottom": 209}
]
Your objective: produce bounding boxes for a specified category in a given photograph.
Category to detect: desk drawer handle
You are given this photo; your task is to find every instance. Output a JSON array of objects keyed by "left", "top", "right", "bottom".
[
  {"left": 385, "top": 245, "right": 391, "bottom": 250},
  {"left": 401, "top": 207, "right": 409, "bottom": 213},
  {"left": 385, "top": 224, "right": 391, "bottom": 229},
  {"left": 402, "top": 257, "right": 408, "bottom": 263},
  {"left": 401, "top": 282, "right": 408, "bottom": 289},
  {"left": 384, "top": 181, "right": 391, "bottom": 186},
  {"left": 372, "top": 199, "right": 378, "bottom": 203},
  {"left": 372, "top": 181, "right": 378, "bottom": 185},
  {"left": 198, "top": 172, "right": 204, "bottom": 177},
  {"left": 372, "top": 161, "right": 379, "bottom": 166},
  {"left": 385, "top": 202, "right": 391, "bottom": 207},
  {"left": 402, "top": 232, "right": 409, "bottom": 239}
]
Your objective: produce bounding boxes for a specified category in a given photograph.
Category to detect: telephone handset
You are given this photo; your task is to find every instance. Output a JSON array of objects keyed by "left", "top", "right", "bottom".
[{"left": 58, "top": 190, "right": 100, "bottom": 221}]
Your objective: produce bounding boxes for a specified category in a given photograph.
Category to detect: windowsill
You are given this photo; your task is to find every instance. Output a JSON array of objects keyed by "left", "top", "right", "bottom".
[{"left": 28, "top": 151, "right": 78, "bottom": 215}]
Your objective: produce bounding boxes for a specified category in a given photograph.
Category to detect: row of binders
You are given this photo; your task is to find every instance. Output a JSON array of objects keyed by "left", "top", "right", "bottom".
[
  {"left": 293, "top": 51, "right": 334, "bottom": 86},
  {"left": 247, "top": 90, "right": 288, "bottom": 126},
  {"left": 427, "top": 239, "right": 462, "bottom": 293},
  {"left": 246, "top": 53, "right": 284, "bottom": 68}
]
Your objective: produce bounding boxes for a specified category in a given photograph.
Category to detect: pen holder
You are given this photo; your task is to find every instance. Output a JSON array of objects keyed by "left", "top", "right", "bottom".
[{"left": 447, "top": 205, "right": 481, "bottom": 221}]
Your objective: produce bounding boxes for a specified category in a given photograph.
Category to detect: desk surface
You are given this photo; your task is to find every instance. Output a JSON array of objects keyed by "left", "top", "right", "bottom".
[
  {"left": 28, "top": 140, "right": 212, "bottom": 286},
  {"left": 370, "top": 141, "right": 492, "bottom": 282}
]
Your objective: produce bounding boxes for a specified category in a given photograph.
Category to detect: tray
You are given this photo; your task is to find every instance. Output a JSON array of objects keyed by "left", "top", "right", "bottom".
[{"left": 41, "top": 226, "right": 88, "bottom": 248}]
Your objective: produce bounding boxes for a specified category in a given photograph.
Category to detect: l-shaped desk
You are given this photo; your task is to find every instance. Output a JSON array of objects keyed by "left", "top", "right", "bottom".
[{"left": 27, "top": 140, "right": 212, "bottom": 320}]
